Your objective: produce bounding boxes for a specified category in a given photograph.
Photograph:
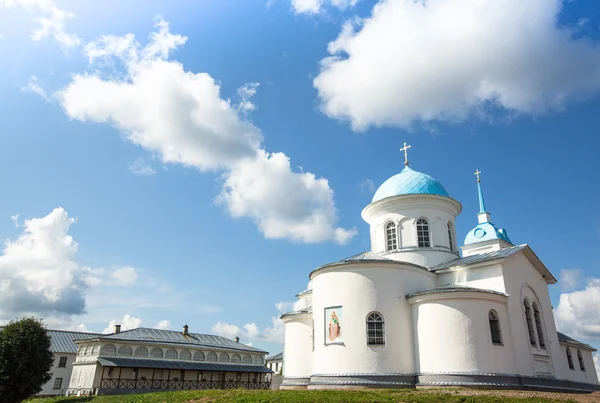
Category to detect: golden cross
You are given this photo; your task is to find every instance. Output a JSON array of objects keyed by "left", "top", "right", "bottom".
[
  {"left": 400, "top": 142, "right": 411, "bottom": 166},
  {"left": 474, "top": 169, "right": 482, "bottom": 182}
]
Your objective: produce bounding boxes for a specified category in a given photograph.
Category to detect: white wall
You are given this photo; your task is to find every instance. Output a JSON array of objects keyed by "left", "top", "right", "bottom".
[
  {"left": 311, "top": 263, "right": 435, "bottom": 375},
  {"left": 557, "top": 344, "right": 598, "bottom": 384},
  {"left": 436, "top": 263, "right": 506, "bottom": 293},
  {"left": 410, "top": 295, "right": 515, "bottom": 374},
  {"left": 283, "top": 315, "right": 312, "bottom": 378},
  {"left": 39, "top": 353, "right": 76, "bottom": 395},
  {"left": 69, "top": 363, "right": 100, "bottom": 390}
]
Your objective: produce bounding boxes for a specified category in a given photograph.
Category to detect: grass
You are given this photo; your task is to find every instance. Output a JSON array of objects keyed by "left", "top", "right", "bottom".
[{"left": 26, "top": 389, "right": 578, "bottom": 403}]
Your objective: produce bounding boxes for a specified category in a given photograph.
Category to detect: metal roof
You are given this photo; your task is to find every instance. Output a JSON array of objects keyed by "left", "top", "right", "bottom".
[
  {"left": 557, "top": 332, "right": 597, "bottom": 351},
  {"left": 49, "top": 330, "right": 102, "bottom": 353},
  {"left": 373, "top": 166, "right": 450, "bottom": 202},
  {"left": 97, "top": 357, "right": 273, "bottom": 373},
  {"left": 266, "top": 351, "right": 283, "bottom": 361},
  {"left": 76, "top": 328, "right": 266, "bottom": 354},
  {"left": 406, "top": 284, "right": 508, "bottom": 299},
  {"left": 430, "top": 245, "right": 526, "bottom": 271},
  {"left": 280, "top": 307, "right": 312, "bottom": 319}
]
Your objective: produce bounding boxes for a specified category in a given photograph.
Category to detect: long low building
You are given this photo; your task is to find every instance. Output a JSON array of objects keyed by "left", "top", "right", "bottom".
[{"left": 68, "top": 325, "right": 272, "bottom": 395}]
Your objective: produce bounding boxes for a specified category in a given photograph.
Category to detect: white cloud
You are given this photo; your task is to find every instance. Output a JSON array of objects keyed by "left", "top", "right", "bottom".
[
  {"left": 359, "top": 178, "right": 375, "bottom": 194},
  {"left": 1, "top": 0, "right": 80, "bottom": 49},
  {"left": 211, "top": 321, "right": 241, "bottom": 339},
  {"left": 128, "top": 158, "right": 156, "bottom": 176},
  {"left": 291, "top": 0, "right": 359, "bottom": 14},
  {"left": 103, "top": 313, "right": 143, "bottom": 334},
  {"left": 555, "top": 278, "right": 600, "bottom": 340},
  {"left": 57, "top": 18, "right": 355, "bottom": 245},
  {"left": 21, "top": 75, "right": 48, "bottom": 101},
  {"left": 154, "top": 319, "right": 171, "bottom": 330},
  {"left": 10, "top": 214, "right": 19, "bottom": 227},
  {"left": 0, "top": 207, "right": 87, "bottom": 320},
  {"left": 560, "top": 268, "right": 583, "bottom": 291},
  {"left": 314, "top": 0, "right": 600, "bottom": 131},
  {"left": 111, "top": 266, "right": 138, "bottom": 286}
]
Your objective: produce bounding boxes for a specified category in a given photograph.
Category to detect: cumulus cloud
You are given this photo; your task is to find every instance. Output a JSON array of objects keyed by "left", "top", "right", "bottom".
[
  {"left": 314, "top": 0, "right": 600, "bottom": 131},
  {"left": 211, "top": 301, "right": 295, "bottom": 344},
  {"left": 560, "top": 268, "right": 583, "bottom": 291},
  {"left": 128, "top": 158, "right": 156, "bottom": 176},
  {"left": 111, "top": 266, "right": 138, "bottom": 286},
  {"left": 555, "top": 278, "right": 600, "bottom": 340},
  {"left": 57, "top": 18, "right": 355, "bottom": 244},
  {"left": 154, "top": 319, "right": 171, "bottom": 330},
  {"left": 1, "top": 0, "right": 80, "bottom": 49},
  {"left": 291, "top": 0, "right": 359, "bottom": 14},
  {"left": 102, "top": 313, "right": 142, "bottom": 334}
]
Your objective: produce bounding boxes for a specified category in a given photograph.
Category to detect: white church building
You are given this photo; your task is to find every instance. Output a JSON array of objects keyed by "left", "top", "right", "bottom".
[{"left": 281, "top": 145, "right": 599, "bottom": 392}]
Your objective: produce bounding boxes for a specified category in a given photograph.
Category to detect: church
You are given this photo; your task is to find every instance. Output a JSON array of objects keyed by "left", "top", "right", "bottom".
[{"left": 281, "top": 144, "right": 599, "bottom": 392}]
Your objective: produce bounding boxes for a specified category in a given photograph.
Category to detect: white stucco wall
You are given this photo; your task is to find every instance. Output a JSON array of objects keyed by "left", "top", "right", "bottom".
[
  {"left": 69, "top": 363, "right": 101, "bottom": 390},
  {"left": 410, "top": 294, "right": 515, "bottom": 374},
  {"left": 283, "top": 315, "right": 312, "bottom": 378},
  {"left": 436, "top": 263, "right": 505, "bottom": 293},
  {"left": 311, "top": 263, "right": 435, "bottom": 375},
  {"left": 39, "top": 353, "right": 76, "bottom": 395},
  {"left": 557, "top": 344, "right": 598, "bottom": 384}
]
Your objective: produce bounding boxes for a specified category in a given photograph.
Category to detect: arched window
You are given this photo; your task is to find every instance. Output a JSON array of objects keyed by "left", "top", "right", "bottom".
[
  {"left": 577, "top": 350, "right": 585, "bottom": 371},
  {"left": 134, "top": 346, "right": 148, "bottom": 358},
  {"left": 447, "top": 222, "right": 454, "bottom": 252},
  {"left": 386, "top": 222, "right": 398, "bottom": 251},
  {"left": 117, "top": 345, "right": 133, "bottom": 357},
  {"left": 100, "top": 344, "right": 116, "bottom": 357},
  {"left": 206, "top": 352, "right": 217, "bottom": 362},
  {"left": 489, "top": 310, "right": 502, "bottom": 345},
  {"left": 366, "top": 312, "right": 385, "bottom": 346},
  {"left": 150, "top": 347, "right": 164, "bottom": 359},
  {"left": 180, "top": 350, "right": 191, "bottom": 361},
  {"left": 417, "top": 219, "right": 430, "bottom": 247},
  {"left": 218, "top": 352, "right": 230, "bottom": 363},
  {"left": 532, "top": 302, "right": 545, "bottom": 349},
  {"left": 523, "top": 299, "right": 536, "bottom": 346},
  {"left": 83, "top": 346, "right": 90, "bottom": 355},
  {"left": 165, "top": 348, "right": 178, "bottom": 360},
  {"left": 92, "top": 345, "right": 99, "bottom": 355},
  {"left": 253, "top": 356, "right": 264, "bottom": 365},
  {"left": 566, "top": 347, "right": 574, "bottom": 370},
  {"left": 77, "top": 346, "right": 84, "bottom": 356},
  {"left": 242, "top": 355, "right": 252, "bottom": 364},
  {"left": 193, "top": 351, "right": 205, "bottom": 361},
  {"left": 231, "top": 353, "right": 241, "bottom": 363}
]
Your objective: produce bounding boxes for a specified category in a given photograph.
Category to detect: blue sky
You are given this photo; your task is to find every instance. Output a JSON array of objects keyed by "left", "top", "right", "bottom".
[{"left": 0, "top": 0, "right": 599, "bottom": 358}]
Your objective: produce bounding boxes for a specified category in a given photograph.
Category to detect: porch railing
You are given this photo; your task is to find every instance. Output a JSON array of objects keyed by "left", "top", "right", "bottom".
[{"left": 100, "top": 378, "right": 271, "bottom": 390}]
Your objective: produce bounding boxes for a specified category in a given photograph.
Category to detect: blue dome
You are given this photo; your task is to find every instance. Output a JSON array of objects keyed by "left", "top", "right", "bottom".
[
  {"left": 372, "top": 166, "right": 450, "bottom": 203},
  {"left": 464, "top": 222, "right": 512, "bottom": 246}
]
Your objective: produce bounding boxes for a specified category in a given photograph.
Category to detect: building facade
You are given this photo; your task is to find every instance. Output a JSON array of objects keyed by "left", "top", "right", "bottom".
[
  {"left": 68, "top": 325, "right": 272, "bottom": 396},
  {"left": 281, "top": 158, "right": 599, "bottom": 392},
  {"left": 266, "top": 351, "right": 283, "bottom": 374}
]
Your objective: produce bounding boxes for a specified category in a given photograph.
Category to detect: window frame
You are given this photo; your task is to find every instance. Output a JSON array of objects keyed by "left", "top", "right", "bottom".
[
  {"left": 577, "top": 349, "right": 586, "bottom": 371},
  {"left": 488, "top": 310, "right": 503, "bottom": 345},
  {"left": 58, "top": 356, "right": 68, "bottom": 368},
  {"left": 385, "top": 221, "right": 398, "bottom": 252},
  {"left": 366, "top": 311, "right": 385, "bottom": 346},
  {"left": 523, "top": 299, "right": 537, "bottom": 347},
  {"left": 531, "top": 301, "right": 546, "bottom": 349},
  {"left": 416, "top": 218, "right": 431, "bottom": 248},
  {"left": 447, "top": 221, "right": 455, "bottom": 252},
  {"left": 53, "top": 378, "right": 63, "bottom": 390},
  {"left": 566, "top": 347, "right": 575, "bottom": 370}
]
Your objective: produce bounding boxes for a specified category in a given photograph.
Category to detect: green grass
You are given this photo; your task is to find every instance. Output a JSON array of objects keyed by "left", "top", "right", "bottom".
[{"left": 26, "top": 389, "right": 577, "bottom": 403}]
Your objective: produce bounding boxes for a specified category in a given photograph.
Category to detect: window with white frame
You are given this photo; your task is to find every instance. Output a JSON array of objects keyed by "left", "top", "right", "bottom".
[
  {"left": 150, "top": 347, "right": 164, "bottom": 359},
  {"left": 134, "top": 346, "right": 148, "bottom": 358},
  {"left": 117, "top": 345, "right": 133, "bottom": 357},
  {"left": 523, "top": 299, "right": 536, "bottom": 347},
  {"left": 242, "top": 354, "right": 252, "bottom": 364},
  {"left": 532, "top": 302, "right": 546, "bottom": 349},
  {"left": 366, "top": 312, "right": 385, "bottom": 346},
  {"left": 53, "top": 378, "right": 63, "bottom": 389},
  {"left": 231, "top": 353, "right": 241, "bottom": 363},
  {"left": 386, "top": 221, "right": 398, "bottom": 251},
  {"left": 180, "top": 350, "right": 191, "bottom": 360},
  {"left": 489, "top": 310, "right": 502, "bottom": 345},
  {"left": 193, "top": 351, "right": 206, "bottom": 361},
  {"left": 165, "top": 348, "right": 178, "bottom": 360},
  {"left": 447, "top": 222, "right": 454, "bottom": 251},
  {"left": 206, "top": 352, "right": 217, "bottom": 362},
  {"left": 577, "top": 350, "right": 585, "bottom": 371},
  {"left": 219, "top": 352, "right": 230, "bottom": 363},
  {"left": 416, "top": 219, "right": 430, "bottom": 247},
  {"left": 100, "top": 344, "right": 116, "bottom": 357},
  {"left": 58, "top": 356, "right": 67, "bottom": 367}
]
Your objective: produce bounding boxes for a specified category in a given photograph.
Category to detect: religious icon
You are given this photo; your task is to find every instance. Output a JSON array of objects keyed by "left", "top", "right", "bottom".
[{"left": 324, "top": 306, "right": 343, "bottom": 344}]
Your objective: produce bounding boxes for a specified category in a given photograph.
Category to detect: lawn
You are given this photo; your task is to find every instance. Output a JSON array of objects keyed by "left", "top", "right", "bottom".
[{"left": 26, "top": 389, "right": 584, "bottom": 403}]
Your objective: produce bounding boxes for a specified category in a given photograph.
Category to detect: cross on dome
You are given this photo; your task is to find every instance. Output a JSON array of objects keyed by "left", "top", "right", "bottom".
[
  {"left": 400, "top": 142, "right": 411, "bottom": 166},
  {"left": 474, "top": 169, "right": 482, "bottom": 182}
]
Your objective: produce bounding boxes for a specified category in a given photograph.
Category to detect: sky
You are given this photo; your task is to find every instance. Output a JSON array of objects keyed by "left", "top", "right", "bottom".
[{"left": 0, "top": 0, "right": 599, "bottom": 368}]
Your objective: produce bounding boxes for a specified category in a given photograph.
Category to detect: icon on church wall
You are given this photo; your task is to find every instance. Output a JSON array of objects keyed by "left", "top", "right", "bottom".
[{"left": 325, "top": 306, "right": 343, "bottom": 345}]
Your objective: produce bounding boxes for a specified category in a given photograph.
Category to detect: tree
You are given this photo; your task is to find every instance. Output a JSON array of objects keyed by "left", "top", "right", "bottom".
[{"left": 0, "top": 317, "right": 54, "bottom": 403}]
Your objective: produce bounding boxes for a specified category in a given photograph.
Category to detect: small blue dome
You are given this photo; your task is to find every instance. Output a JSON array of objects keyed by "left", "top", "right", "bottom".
[
  {"left": 464, "top": 222, "right": 512, "bottom": 245},
  {"left": 372, "top": 166, "right": 449, "bottom": 203}
]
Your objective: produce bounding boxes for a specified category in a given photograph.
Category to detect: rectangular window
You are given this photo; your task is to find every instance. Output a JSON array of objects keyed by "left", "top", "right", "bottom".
[
  {"left": 58, "top": 357, "right": 67, "bottom": 368},
  {"left": 53, "top": 378, "right": 63, "bottom": 389}
]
